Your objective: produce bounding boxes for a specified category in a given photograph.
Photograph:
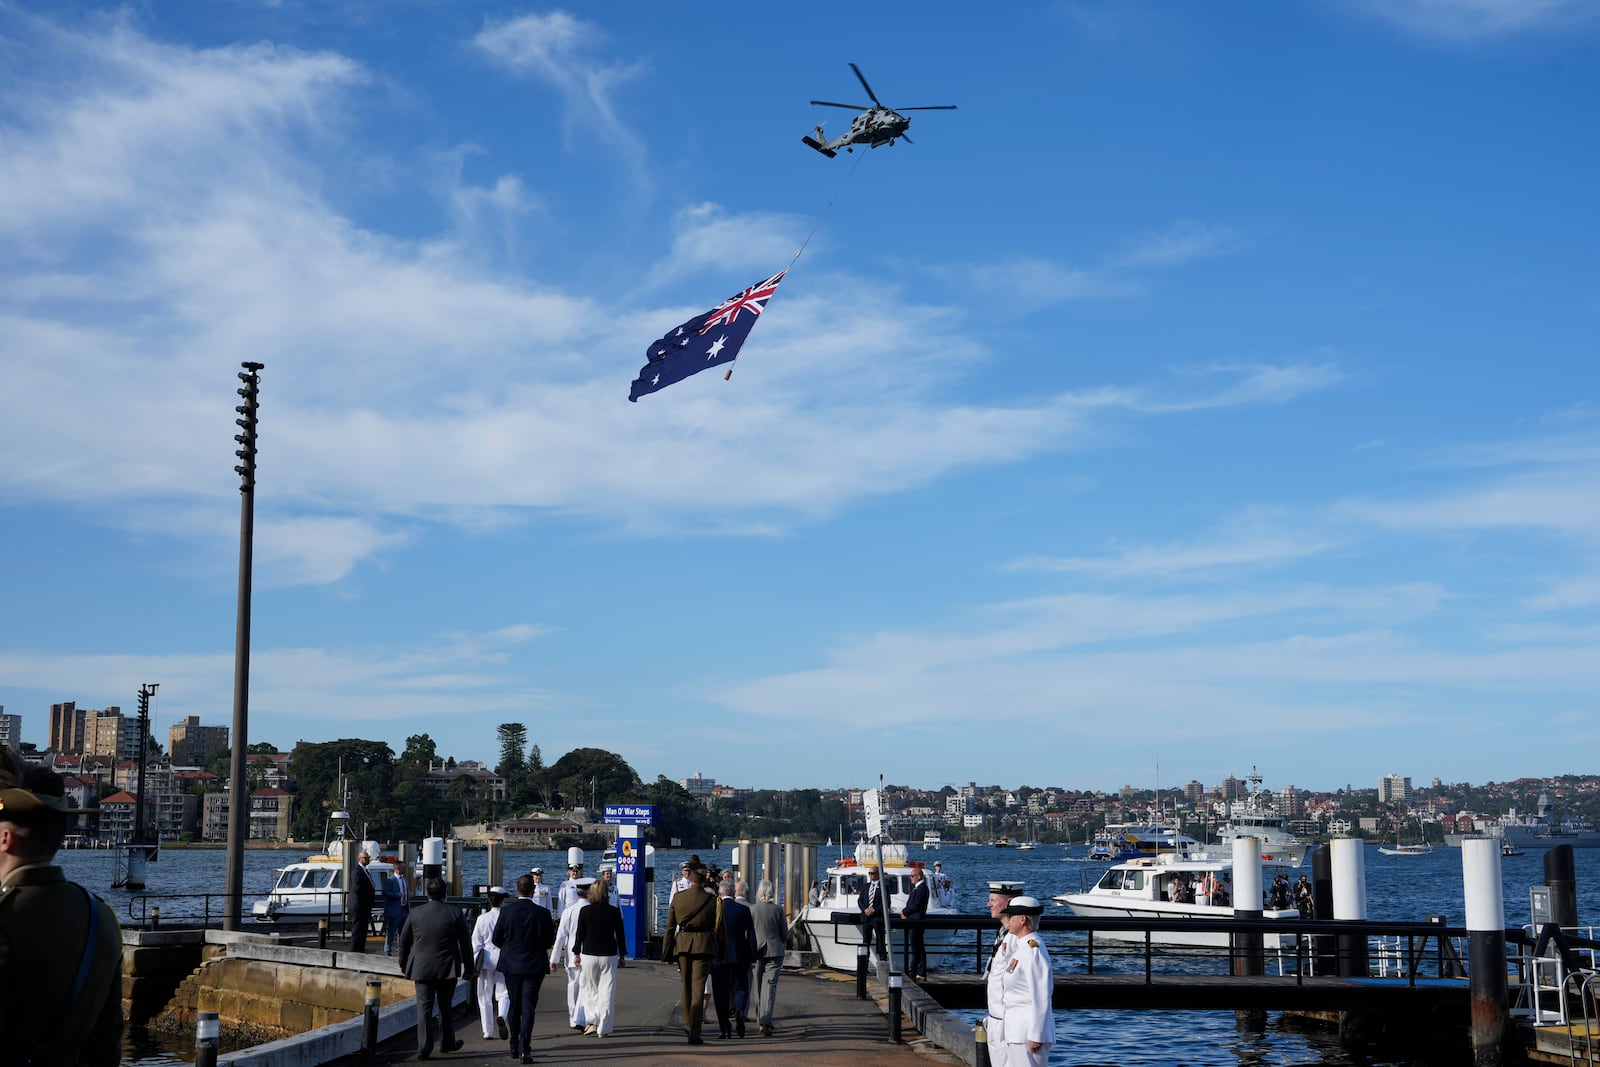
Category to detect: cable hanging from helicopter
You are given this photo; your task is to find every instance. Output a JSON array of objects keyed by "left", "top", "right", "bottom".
[{"left": 628, "top": 65, "right": 953, "bottom": 401}]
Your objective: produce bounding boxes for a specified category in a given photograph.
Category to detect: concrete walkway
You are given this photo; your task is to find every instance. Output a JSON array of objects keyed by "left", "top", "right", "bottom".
[{"left": 346, "top": 960, "right": 961, "bottom": 1067}]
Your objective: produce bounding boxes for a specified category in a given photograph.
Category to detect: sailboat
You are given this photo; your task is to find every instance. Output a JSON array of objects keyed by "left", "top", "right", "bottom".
[{"left": 1378, "top": 811, "right": 1434, "bottom": 856}]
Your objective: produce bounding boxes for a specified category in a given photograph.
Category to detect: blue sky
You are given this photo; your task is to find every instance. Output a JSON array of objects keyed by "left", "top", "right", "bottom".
[{"left": 2, "top": 1, "right": 1597, "bottom": 795}]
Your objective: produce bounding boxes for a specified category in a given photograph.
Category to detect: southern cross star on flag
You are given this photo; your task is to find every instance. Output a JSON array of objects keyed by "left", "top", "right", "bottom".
[{"left": 629, "top": 269, "right": 787, "bottom": 401}]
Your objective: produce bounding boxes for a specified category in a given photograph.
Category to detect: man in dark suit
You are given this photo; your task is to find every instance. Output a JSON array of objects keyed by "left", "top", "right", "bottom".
[
  {"left": 350, "top": 848, "right": 376, "bottom": 952},
  {"left": 711, "top": 877, "right": 756, "bottom": 1038},
  {"left": 493, "top": 872, "right": 556, "bottom": 1063},
  {"left": 900, "top": 864, "right": 931, "bottom": 979},
  {"left": 0, "top": 756, "right": 123, "bottom": 1066},
  {"left": 399, "top": 876, "right": 475, "bottom": 1060},
  {"left": 857, "top": 866, "right": 886, "bottom": 961}
]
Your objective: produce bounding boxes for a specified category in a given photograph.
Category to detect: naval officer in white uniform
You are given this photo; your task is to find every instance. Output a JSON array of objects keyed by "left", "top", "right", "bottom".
[{"left": 994, "top": 896, "right": 1054, "bottom": 1067}]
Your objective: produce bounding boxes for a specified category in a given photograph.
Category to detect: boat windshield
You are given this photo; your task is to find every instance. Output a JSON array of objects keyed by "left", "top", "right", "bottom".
[
  {"left": 1097, "top": 870, "right": 1145, "bottom": 890},
  {"left": 272, "top": 868, "right": 303, "bottom": 890}
]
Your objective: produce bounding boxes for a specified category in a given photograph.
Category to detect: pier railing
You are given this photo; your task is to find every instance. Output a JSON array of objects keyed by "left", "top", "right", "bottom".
[{"left": 806, "top": 911, "right": 1600, "bottom": 993}]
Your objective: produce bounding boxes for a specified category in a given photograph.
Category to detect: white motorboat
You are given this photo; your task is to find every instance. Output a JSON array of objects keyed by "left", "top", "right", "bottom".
[
  {"left": 250, "top": 811, "right": 403, "bottom": 924},
  {"left": 1054, "top": 852, "right": 1301, "bottom": 948},
  {"left": 1378, "top": 842, "right": 1434, "bottom": 857},
  {"left": 796, "top": 842, "right": 956, "bottom": 970}
]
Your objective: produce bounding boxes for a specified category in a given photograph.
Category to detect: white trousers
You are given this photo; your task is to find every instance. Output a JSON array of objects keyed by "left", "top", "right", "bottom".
[
  {"left": 579, "top": 953, "right": 619, "bottom": 1035},
  {"left": 563, "top": 962, "right": 586, "bottom": 1026},
  {"left": 476, "top": 968, "right": 508, "bottom": 1037},
  {"left": 989, "top": 1016, "right": 1049, "bottom": 1067}
]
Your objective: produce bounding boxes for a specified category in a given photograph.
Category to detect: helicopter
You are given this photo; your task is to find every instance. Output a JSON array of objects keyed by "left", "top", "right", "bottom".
[{"left": 801, "top": 63, "right": 956, "bottom": 158}]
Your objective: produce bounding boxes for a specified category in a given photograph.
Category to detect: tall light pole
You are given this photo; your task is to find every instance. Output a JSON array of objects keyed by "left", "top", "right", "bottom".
[{"left": 223, "top": 361, "right": 263, "bottom": 931}]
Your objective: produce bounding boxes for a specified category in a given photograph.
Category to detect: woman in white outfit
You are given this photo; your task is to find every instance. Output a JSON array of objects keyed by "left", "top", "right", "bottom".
[
  {"left": 574, "top": 877, "right": 627, "bottom": 1036},
  {"left": 470, "top": 887, "right": 510, "bottom": 1040},
  {"left": 549, "top": 876, "right": 590, "bottom": 1029}
]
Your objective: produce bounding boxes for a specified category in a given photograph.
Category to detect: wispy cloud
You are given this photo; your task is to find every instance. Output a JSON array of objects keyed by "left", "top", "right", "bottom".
[
  {"left": 942, "top": 218, "right": 1247, "bottom": 312},
  {"left": 1136, "top": 362, "right": 1346, "bottom": 412},
  {"left": 473, "top": 11, "right": 646, "bottom": 175},
  {"left": 1110, "top": 220, "right": 1246, "bottom": 269},
  {"left": 1011, "top": 523, "right": 1347, "bottom": 579},
  {"left": 0, "top": 624, "right": 557, "bottom": 728},
  {"left": 1349, "top": 0, "right": 1598, "bottom": 41}
]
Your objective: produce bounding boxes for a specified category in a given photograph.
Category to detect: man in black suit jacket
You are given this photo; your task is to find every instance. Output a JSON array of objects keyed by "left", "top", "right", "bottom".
[
  {"left": 493, "top": 872, "right": 556, "bottom": 1063},
  {"left": 350, "top": 849, "right": 377, "bottom": 952},
  {"left": 900, "top": 864, "right": 931, "bottom": 979},
  {"left": 857, "top": 866, "right": 886, "bottom": 960},
  {"left": 399, "top": 877, "right": 475, "bottom": 1060},
  {"left": 711, "top": 878, "right": 757, "bottom": 1038}
]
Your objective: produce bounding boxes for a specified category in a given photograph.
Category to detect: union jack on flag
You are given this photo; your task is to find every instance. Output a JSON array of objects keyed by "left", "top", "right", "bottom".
[{"left": 629, "top": 269, "right": 788, "bottom": 402}]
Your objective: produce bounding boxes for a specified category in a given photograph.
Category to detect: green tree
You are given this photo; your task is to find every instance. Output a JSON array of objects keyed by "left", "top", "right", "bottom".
[
  {"left": 288, "top": 739, "right": 398, "bottom": 841},
  {"left": 400, "top": 734, "right": 438, "bottom": 766},
  {"left": 247, "top": 741, "right": 277, "bottom": 754},
  {"left": 496, "top": 724, "right": 527, "bottom": 781},
  {"left": 547, "top": 747, "right": 640, "bottom": 811}
]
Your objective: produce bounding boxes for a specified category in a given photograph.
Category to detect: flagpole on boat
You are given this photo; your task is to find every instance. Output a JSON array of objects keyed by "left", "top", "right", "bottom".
[{"left": 725, "top": 152, "right": 865, "bottom": 382}]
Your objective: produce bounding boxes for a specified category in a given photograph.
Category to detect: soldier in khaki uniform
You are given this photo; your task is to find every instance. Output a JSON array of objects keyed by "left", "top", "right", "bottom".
[
  {"left": 664, "top": 861, "right": 719, "bottom": 1044},
  {"left": 0, "top": 754, "right": 124, "bottom": 1066}
]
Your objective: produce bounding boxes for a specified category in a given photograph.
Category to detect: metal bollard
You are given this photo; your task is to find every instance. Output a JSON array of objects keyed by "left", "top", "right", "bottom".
[
  {"left": 856, "top": 943, "right": 869, "bottom": 999},
  {"left": 151, "top": 906, "right": 161, "bottom": 929},
  {"left": 318, "top": 917, "right": 328, "bottom": 950},
  {"left": 361, "top": 978, "right": 381, "bottom": 1060},
  {"left": 888, "top": 973, "right": 903, "bottom": 1043},
  {"left": 194, "top": 1010, "right": 219, "bottom": 1067},
  {"left": 975, "top": 1019, "right": 991, "bottom": 1067}
]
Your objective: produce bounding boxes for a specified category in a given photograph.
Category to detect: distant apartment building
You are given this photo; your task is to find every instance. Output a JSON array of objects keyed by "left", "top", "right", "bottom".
[
  {"left": 84, "top": 706, "right": 140, "bottom": 760},
  {"left": 50, "top": 701, "right": 87, "bottom": 752},
  {"left": 1379, "top": 774, "right": 1412, "bottom": 805},
  {"left": 945, "top": 793, "right": 975, "bottom": 821},
  {"left": 168, "top": 715, "right": 229, "bottom": 767},
  {"left": 1184, "top": 780, "right": 1206, "bottom": 802},
  {"left": 1280, "top": 785, "right": 1304, "bottom": 818},
  {"left": 202, "top": 787, "right": 295, "bottom": 842},
  {"left": 680, "top": 772, "right": 716, "bottom": 798},
  {"left": 1221, "top": 774, "right": 1247, "bottom": 801},
  {"left": 0, "top": 707, "right": 20, "bottom": 749}
]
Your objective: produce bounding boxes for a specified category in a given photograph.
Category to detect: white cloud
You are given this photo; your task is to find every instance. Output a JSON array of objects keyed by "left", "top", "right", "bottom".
[
  {"left": 0, "top": 18, "right": 1348, "bottom": 590},
  {"left": 1110, "top": 221, "right": 1246, "bottom": 269},
  {"left": 1012, "top": 529, "right": 1346, "bottom": 579},
  {"left": 1349, "top": 0, "right": 1598, "bottom": 40},
  {"left": 0, "top": 624, "right": 557, "bottom": 731},
  {"left": 472, "top": 11, "right": 646, "bottom": 173}
]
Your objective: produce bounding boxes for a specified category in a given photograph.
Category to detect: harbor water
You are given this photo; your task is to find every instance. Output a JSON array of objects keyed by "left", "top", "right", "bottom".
[{"left": 61, "top": 840, "right": 1600, "bottom": 1066}]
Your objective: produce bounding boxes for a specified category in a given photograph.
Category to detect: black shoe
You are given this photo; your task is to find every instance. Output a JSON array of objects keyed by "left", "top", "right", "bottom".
[
  {"left": 688, "top": 1035, "right": 704, "bottom": 1045},
  {"left": 442, "top": 1039, "right": 463, "bottom": 1053},
  {"left": 418, "top": 1050, "right": 432, "bottom": 1062},
  {"left": 498, "top": 1018, "right": 509, "bottom": 1040},
  {"left": 736, "top": 1019, "right": 745, "bottom": 1037},
  {"left": 521, "top": 1055, "right": 532, "bottom": 1065}
]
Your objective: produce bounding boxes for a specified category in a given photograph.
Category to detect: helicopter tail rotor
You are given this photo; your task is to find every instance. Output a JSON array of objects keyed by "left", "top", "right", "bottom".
[{"left": 801, "top": 125, "right": 838, "bottom": 158}]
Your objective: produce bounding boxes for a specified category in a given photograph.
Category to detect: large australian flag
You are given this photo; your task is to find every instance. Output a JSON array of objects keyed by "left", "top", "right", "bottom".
[{"left": 629, "top": 269, "right": 787, "bottom": 401}]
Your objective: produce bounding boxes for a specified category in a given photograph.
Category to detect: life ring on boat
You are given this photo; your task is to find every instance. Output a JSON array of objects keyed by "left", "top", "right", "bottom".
[{"left": 838, "top": 858, "right": 858, "bottom": 867}]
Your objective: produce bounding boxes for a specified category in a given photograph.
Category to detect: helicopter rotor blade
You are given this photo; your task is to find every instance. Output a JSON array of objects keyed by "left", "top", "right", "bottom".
[
  {"left": 896, "top": 106, "right": 959, "bottom": 111},
  {"left": 810, "top": 100, "right": 869, "bottom": 110},
  {"left": 849, "top": 63, "right": 883, "bottom": 107}
]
